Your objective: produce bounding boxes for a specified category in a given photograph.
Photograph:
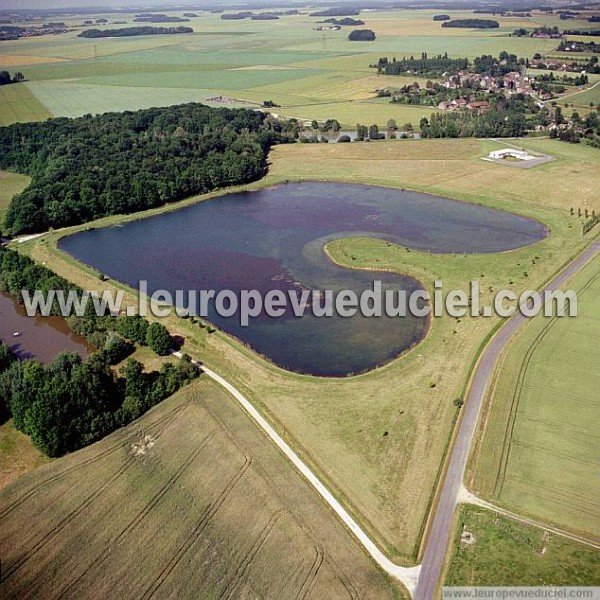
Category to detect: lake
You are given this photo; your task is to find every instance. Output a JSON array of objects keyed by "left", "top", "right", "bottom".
[{"left": 59, "top": 183, "right": 547, "bottom": 376}]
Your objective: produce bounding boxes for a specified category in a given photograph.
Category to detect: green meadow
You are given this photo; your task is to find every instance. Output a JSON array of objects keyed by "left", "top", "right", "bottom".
[{"left": 445, "top": 506, "right": 600, "bottom": 586}]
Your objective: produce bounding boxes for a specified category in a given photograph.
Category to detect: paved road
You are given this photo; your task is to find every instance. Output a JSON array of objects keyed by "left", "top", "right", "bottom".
[{"left": 414, "top": 241, "right": 600, "bottom": 600}]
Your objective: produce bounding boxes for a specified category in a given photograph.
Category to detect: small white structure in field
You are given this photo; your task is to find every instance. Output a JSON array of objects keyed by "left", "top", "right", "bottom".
[{"left": 488, "top": 148, "right": 531, "bottom": 160}]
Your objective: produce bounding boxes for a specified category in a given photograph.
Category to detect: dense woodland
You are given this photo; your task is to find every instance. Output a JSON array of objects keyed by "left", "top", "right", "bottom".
[
  {"left": 0, "top": 245, "right": 198, "bottom": 457},
  {"left": 0, "top": 103, "right": 295, "bottom": 235},
  {"left": 419, "top": 109, "right": 527, "bottom": 138},
  {"left": 374, "top": 51, "right": 524, "bottom": 77},
  {"left": 0, "top": 345, "right": 198, "bottom": 457},
  {"left": 348, "top": 29, "right": 376, "bottom": 41},
  {"left": 79, "top": 26, "right": 193, "bottom": 38},
  {"left": 320, "top": 17, "right": 364, "bottom": 26},
  {"left": 309, "top": 8, "right": 360, "bottom": 16},
  {"left": 132, "top": 13, "right": 190, "bottom": 23},
  {"left": 442, "top": 19, "right": 500, "bottom": 28}
]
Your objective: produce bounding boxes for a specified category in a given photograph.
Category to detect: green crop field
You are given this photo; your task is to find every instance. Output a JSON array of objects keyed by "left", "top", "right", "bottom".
[
  {"left": 470, "top": 257, "right": 600, "bottom": 539},
  {"left": 0, "top": 83, "right": 51, "bottom": 126},
  {"left": 558, "top": 83, "right": 600, "bottom": 109},
  {"left": 445, "top": 506, "right": 600, "bottom": 586},
  {"left": 0, "top": 8, "right": 592, "bottom": 127},
  {"left": 0, "top": 378, "right": 402, "bottom": 599},
  {"left": 21, "top": 136, "right": 598, "bottom": 563}
]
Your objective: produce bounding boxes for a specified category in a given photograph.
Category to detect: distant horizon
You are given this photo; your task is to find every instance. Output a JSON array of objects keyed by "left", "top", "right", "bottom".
[{"left": 0, "top": 0, "right": 564, "bottom": 14}]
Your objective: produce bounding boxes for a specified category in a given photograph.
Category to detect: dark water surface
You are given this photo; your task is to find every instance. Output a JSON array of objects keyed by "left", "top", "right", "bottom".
[
  {"left": 0, "top": 292, "right": 92, "bottom": 363},
  {"left": 59, "top": 183, "right": 547, "bottom": 376}
]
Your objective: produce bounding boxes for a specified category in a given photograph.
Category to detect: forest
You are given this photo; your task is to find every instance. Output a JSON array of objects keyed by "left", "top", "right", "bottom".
[
  {"left": 79, "top": 26, "right": 193, "bottom": 38},
  {"left": 0, "top": 244, "right": 198, "bottom": 457},
  {"left": 132, "top": 13, "right": 190, "bottom": 23},
  {"left": 441, "top": 19, "right": 500, "bottom": 28},
  {"left": 348, "top": 29, "right": 376, "bottom": 41},
  {"left": 419, "top": 109, "right": 527, "bottom": 138},
  {"left": 0, "top": 103, "right": 294, "bottom": 235},
  {"left": 0, "top": 345, "right": 199, "bottom": 457}
]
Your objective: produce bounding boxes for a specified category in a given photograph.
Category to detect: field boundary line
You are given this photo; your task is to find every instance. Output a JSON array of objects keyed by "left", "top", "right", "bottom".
[{"left": 0, "top": 401, "right": 190, "bottom": 519}]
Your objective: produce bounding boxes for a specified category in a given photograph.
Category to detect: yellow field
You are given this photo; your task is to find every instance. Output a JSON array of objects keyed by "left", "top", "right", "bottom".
[
  {"left": 0, "top": 7, "right": 586, "bottom": 126},
  {"left": 0, "top": 379, "right": 401, "bottom": 598},
  {"left": 0, "top": 421, "right": 50, "bottom": 491},
  {"left": 0, "top": 54, "right": 66, "bottom": 67}
]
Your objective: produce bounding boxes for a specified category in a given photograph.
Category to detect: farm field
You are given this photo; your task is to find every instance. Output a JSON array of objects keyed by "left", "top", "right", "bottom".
[
  {"left": 557, "top": 82, "right": 600, "bottom": 110},
  {"left": 0, "top": 171, "right": 29, "bottom": 223},
  {"left": 0, "top": 8, "right": 596, "bottom": 127},
  {"left": 444, "top": 506, "right": 600, "bottom": 586},
  {"left": 469, "top": 256, "right": 600, "bottom": 540},
  {"left": 21, "top": 137, "right": 598, "bottom": 563},
  {"left": 0, "top": 378, "right": 401, "bottom": 599},
  {"left": 0, "top": 83, "right": 51, "bottom": 126},
  {"left": 0, "top": 421, "right": 49, "bottom": 491}
]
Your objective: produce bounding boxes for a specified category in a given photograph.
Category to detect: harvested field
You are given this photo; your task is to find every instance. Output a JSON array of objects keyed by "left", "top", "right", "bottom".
[{"left": 0, "top": 379, "right": 401, "bottom": 599}]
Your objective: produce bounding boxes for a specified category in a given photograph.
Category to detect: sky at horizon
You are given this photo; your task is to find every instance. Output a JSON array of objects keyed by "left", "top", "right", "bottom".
[{"left": 0, "top": 0, "right": 523, "bottom": 12}]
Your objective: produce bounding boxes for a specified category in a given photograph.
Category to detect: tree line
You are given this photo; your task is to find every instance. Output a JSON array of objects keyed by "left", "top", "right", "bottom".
[
  {"left": 441, "top": 19, "right": 499, "bottom": 28},
  {"left": 78, "top": 26, "right": 193, "bottom": 38},
  {"left": 0, "top": 102, "right": 294, "bottom": 235},
  {"left": 0, "top": 244, "right": 198, "bottom": 457},
  {"left": 419, "top": 109, "right": 527, "bottom": 138},
  {"left": 374, "top": 53, "right": 469, "bottom": 76}
]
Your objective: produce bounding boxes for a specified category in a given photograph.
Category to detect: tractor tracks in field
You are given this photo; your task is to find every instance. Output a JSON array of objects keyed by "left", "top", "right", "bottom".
[
  {"left": 0, "top": 402, "right": 191, "bottom": 521},
  {"left": 56, "top": 430, "right": 218, "bottom": 598},
  {"left": 141, "top": 455, "right": 252, "bottom": 600},
  {"left": 219, "top": 510, "right": 287, "bottom": 600}
]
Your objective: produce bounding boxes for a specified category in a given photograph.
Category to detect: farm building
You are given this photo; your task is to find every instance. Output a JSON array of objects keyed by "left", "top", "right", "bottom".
[{"left": 488, "top": 148, "right": 531, "bottom": 160}]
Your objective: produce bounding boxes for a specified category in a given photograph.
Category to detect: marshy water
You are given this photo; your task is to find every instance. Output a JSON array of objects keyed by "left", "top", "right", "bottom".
[
  {"left": 0, "top": 291, "right": 92, "bottom": 363},
  {"left": 60, "top": 183, "right": 547, "bottom": 376}
]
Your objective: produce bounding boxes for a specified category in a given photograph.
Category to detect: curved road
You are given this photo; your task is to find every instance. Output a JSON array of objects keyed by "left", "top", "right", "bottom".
[
  {"left": 414, "top": 240, "right": 600, "bottom": 600},
  {"left": 175, "top": 239, "right": 600, "bottom": 600}
]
